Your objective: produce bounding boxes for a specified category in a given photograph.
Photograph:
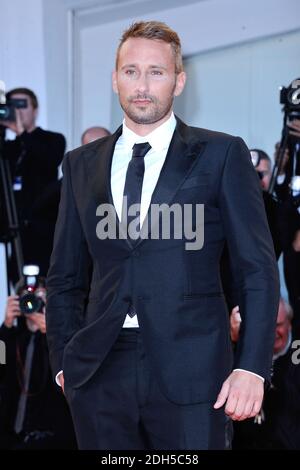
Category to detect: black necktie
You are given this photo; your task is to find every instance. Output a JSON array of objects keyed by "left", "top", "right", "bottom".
[
  {"left": 121, "top": 142, "right": 151, "bottom": 239},
  {"left": 122, "top": 142, "right": 151, "bottom": 318}
]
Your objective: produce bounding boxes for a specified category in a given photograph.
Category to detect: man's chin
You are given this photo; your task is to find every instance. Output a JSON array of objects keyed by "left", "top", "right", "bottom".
[
  {"left": 127, "top": 108, "right": 170, "bottom": 126},
  {"left": 129, "top": 114, "right": 158, "bottom": 125},
  {"left": 126, "top": 107, "right": 154, "bottom": 124}
]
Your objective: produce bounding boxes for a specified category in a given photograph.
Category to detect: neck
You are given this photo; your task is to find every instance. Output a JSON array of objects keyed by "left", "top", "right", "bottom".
[
  {"left": 25, "top": 124, "right": 37, "bottom": 133},
  {"left": 124, "top": 110, "right": 172, "bottom": 136}
]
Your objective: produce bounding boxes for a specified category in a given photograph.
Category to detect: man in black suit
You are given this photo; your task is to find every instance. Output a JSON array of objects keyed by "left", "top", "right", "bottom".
[
  {"left": 46, "top": 21, "right": 279, "bottom": 450},
  {"left": 1, "top": 88, "right": 65, "bottom": 278}
]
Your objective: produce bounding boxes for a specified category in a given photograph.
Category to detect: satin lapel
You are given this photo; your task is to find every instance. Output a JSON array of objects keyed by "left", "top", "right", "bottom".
[{"left": 137, "top": 119, "right": 207, "bottom": 248}]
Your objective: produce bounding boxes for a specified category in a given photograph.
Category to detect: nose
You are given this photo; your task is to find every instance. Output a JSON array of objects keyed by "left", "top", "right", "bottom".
[{"left": 135, "top": 72, "right": 149, "bottom": 94}]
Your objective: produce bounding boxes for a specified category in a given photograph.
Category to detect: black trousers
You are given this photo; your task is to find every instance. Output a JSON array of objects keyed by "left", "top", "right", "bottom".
[{"left": 65, "top": 328, "right": 229, "bottom": 450}]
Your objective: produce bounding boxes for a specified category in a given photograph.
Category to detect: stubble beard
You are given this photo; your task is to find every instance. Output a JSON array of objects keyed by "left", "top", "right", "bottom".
[{"left": 120, "top": 91, "right": 175, "bottom": 126}]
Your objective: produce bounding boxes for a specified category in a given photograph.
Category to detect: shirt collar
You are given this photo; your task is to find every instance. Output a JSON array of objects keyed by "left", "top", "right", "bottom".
[{"left": 121, "top": 112, "right": 176, "bottom": 152}]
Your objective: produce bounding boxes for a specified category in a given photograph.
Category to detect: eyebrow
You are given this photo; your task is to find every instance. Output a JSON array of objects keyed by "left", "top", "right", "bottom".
[{"left": 121, "top": 64, "right": 167, "bottom": 71}]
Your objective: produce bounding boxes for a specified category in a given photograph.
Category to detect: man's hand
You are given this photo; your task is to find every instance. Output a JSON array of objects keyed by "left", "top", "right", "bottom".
[
  {"left": 230, "top": 305, "right": 241, "bottom": 342},
  {"left": 26, "top": 312, "right": 46, "bottom": 334},
  {"left": 1, "top": 109, "right": 25, "bottom": 135},
  {"left": 214, "top": 370, "right": 264, "bottom": 421},
  {"left": 58, "top": 372, "right": 65, "bottom": 393},
  {"left": 4, "top": 295, "right": 21, "bottom": 328}
]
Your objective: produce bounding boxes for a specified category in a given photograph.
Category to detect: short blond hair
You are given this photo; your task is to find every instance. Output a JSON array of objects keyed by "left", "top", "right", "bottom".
[{"left": 116, "top": 21, "right": 183, "bottom": 74}]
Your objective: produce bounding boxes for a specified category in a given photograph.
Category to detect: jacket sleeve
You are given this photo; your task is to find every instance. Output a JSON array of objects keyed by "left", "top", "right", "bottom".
[
  {"left": 218, "top": 137, "right": 280, "bottom": 382},
  {"left": 46, "top": 152, "right": 92, "bottom": 379}
]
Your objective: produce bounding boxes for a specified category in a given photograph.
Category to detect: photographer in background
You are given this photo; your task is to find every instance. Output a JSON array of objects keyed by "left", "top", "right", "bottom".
[
  {"left": 1, "top": 87, "right": 65, "bottom": 279},
  {"left": 81, "top": 126, "right": 111, "bottom": 145},
  {"left": 274, "top": 118, "right": 300, "bottom": 202},
  {"left": 0, "top": 270, "right": 76, "bottom": 449},
  {"left": 273, "top": 105, "right": 300, "bottom": 334},
  {"left": 250, "top": 148, "right": 272, "bottom": 191},
  {"left": 250, "top": 149, "right": 282, "bottom": 259}
]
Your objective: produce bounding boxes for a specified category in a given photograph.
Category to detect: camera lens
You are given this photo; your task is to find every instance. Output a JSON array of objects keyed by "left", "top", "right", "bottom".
[{"left": 19, "top": 293, "right": 43, "bottom": 315}]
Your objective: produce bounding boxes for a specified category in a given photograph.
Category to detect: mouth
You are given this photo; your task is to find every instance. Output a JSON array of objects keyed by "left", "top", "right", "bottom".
[{"left": 132, "top": 99, "right": 152, "bottom": 106}]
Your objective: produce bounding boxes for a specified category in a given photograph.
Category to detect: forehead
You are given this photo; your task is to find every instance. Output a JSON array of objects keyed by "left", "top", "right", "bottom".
[
  {"left": 257, "top": 159, "right": 270, "bottom": 169},
  {"left": 118, "top": 37, "right": 174, "bottom": 67},
  {"left": 10, "top": 93, "right": 29, "bottom": 100}
]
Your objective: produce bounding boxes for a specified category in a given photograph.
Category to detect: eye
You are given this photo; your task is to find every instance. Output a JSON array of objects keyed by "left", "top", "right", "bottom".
[
  {"left": 125, "top": 69, "right": 136, "bottom": 76},
  {"left": 151, "top": 70, "right": 163, "bottom": 75}
]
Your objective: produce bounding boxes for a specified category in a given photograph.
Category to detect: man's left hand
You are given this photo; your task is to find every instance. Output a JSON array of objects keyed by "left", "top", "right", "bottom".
[{"left": 213, "top": 370, "right": 264, "bottom": 421}]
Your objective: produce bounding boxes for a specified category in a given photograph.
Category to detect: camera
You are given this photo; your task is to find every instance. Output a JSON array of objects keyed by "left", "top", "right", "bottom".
[
  {"left": 18, "top": 265, "right": 45, "bottom": 315},
  {"left": 0, "top": 80, "right": 27, "bottom": 122},
  {"left": 0, "top": 98, "right": 28, "bottom": 122},
  {"left": 280, "top": 78, "right": 300, "bottom": 118},
  {"left": 269, "top": 78, "right": 300, "bottom": 203}
]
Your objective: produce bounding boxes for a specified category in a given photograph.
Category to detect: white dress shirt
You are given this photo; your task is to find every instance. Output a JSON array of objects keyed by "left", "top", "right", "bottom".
[{"left": 111, "top": 113, "right": 177, "bottom": 328}]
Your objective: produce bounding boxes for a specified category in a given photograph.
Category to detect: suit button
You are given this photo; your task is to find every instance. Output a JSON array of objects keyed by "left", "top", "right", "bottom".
[{"left": 133, "top": 250, "right": 140, "bottom": 257}]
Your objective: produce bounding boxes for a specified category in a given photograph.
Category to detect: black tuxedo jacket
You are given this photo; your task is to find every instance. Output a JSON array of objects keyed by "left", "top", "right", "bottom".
[{"left": 46, "top": 117, "right": 279, "bottom": 405}]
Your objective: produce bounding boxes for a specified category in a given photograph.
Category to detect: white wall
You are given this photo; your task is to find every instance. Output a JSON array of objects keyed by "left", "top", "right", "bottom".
[
  {"left": 0, "top": 0, "right": 47, "bottom": 323},
  {"left": 0, "top": 0, "right": 47, "bottom": 127},
  {"left": 174, "top": 29, "right": 300, "bottom": 158}
]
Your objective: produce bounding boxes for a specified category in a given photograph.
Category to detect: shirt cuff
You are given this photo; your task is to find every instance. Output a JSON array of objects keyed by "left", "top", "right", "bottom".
[
  {"left": 233, "top": 368, "right": 264, "bottom": 382},
  {"left": 55, "top": 370, "right": 63, "bottom": 387}
]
